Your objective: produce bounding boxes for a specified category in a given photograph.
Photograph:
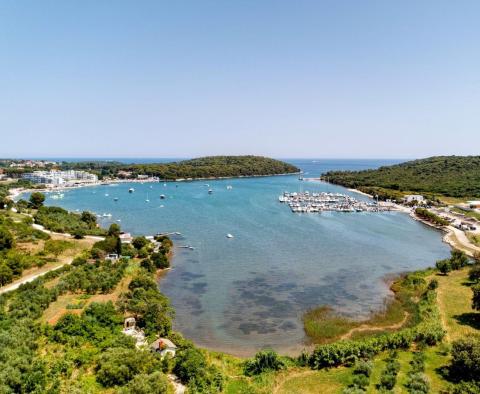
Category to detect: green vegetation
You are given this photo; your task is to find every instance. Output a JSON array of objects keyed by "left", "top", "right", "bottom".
[
  {"left": 60, "top": 155, "right": 300, "bottom": 180},
  {"left": 35, "top": 205, "right": 106, "bottom": 236},
  {"left": 435, "top": 250, "right": 470, "bottom": 276},
  {"left": 322, "top": 155, "right": 480, "bottom": 198},
  {"left": 415, "top": 207, "right": 449, "bottom": 226}
]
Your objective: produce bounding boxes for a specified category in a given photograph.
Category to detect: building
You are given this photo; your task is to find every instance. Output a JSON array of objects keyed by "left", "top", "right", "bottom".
[
  {"left": 151, "top": 338, "right": 177, "bottom": 358},
  {"left": 403, "top": 195, "right": 425, "bottom": 204},
  {"left": 22, "top": 170, "right": 98, "bottom": 186}
]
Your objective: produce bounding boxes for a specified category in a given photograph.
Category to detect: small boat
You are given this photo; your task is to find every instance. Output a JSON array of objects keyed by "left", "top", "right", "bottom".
[
  {"left": 103, "top": 213, "right": 112, "bottom": 217},
  {"left": 114, "top": 197, "right": 118, "bottom": 201},
  {"left": 116, "top": 219, "right": 121, "bottom": 222},
  {"left": 163, "top": 183, "right": 167, "bottom": 187},
  {"left": 208, "top": 189, "right": 213, "bottom": 194},
  {"left": 226, "top": 185, "right": 233, "bottom": 190},
  {"left": 105, "top": 193, "right": 109, "bottom": 197},
  {"left": 160, "top": 205, "right": 164, "bottom": 208},
  {"left": 145, "top": 193, "right": 150, "bottom": 202},
  {"left": 226, "top": 233, "right": 234, "bottom": 238},
  {"left": 160, "top": 194, "right": 166, "bottom": 199},
  {"left": 128, "top": 188, "right": 135, "bottom": 193}
]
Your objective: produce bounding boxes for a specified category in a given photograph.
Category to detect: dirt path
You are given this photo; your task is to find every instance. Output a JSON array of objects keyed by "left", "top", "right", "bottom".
[
  {"left": 167, "top": 374, "right": 186, "bottom": 394},
  {"left": 339, "top": 311, "right": 409, "bottom": 340}
]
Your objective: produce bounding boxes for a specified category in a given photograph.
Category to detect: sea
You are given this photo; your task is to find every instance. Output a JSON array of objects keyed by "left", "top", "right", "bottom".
[{"left": 37, "top": 159, "right": 450, "bottom": 355}]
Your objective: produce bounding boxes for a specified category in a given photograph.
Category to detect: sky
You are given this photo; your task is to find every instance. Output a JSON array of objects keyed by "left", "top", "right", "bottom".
[{"left": 1, "top": 1, "right": 480, "bottom": 159}]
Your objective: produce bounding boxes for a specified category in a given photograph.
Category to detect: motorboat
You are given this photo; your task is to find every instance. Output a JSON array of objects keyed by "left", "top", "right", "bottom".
[
  {"left": 128, "top": 188, "right": 135, "bottom": 193},
  {"left": 226, "top": 233, "right": 234, "bottom": 238}
]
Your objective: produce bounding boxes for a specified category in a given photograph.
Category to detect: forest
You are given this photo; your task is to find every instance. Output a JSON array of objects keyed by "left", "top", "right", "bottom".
[{"left": 322, "top": 156, "right": 480, "bottom": 198}]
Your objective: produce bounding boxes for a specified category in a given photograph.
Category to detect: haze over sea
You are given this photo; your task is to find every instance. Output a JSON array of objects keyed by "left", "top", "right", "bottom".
[{"left": 42, "top": 159, "right": 450, "bottom": 355}]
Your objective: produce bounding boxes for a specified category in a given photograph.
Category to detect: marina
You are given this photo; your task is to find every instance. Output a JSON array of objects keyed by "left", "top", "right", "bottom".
[{"left": 279, "top": 191, "right": 393, "bottom": 213}]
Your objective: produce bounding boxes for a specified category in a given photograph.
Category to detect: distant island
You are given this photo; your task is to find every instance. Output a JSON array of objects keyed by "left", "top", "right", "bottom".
[
  {"left": 321, "top": 155, "right": 480, "bottom": 200},
  {"left": 1, "top": 155, "right": 300, "bottom": 181}
]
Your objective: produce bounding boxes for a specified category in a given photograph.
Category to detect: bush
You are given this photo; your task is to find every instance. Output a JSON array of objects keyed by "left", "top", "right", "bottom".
[
  {"left": 0, "top": 226, "right": 15, "bottom": 251},
  {"left": 173, "top": 348, "right": 223, "bottom": 392},
  {"left": 469, "top": 265, "right": 480, "bottom": 282},
  {"left": 449, "top": 338, "right": 480, "bottom": 382},
  {"left": 96, "top": 348, "right": 161, "bottom": 387},
  {"left": 120, "top": 371, "right": 169, "bottom": 394},
  {"left": 436, "top": 259, "right": 451, "bottom": 275},
  {"left": 405, "top": 373, "right": 429, "bottom": 393},
  {"left": 353, "top": 359, "right": 373, "bottom": 377},
  {"left": 244, "top": 350, "right": 285, "bottom": 376},
  {"left": 427, "top": 279, "right": 438, "bottom": 290}
]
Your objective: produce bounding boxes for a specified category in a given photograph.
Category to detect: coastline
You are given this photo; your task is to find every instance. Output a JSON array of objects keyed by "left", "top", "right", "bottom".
[
  {"left": 6, "top": 176, "right": 465, "bottom": 358},
  {"left": 8, "top": 171, "right": 301, "bottom": 201}
]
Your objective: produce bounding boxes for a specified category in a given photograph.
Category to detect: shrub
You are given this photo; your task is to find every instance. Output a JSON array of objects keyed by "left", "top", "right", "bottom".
[
  {"left": 405, "top": 372, "right": 429, "bottom": 393},
  {"left": 469, "top": 264, "right": 480, "bottom": 282},
  {"left": 353, "top": 359, "right": 373, "bottom": 377},
  {"left": 449, "top": 338, "right": 480, "bottom": 382},
  {"left": 120, "top": 371, "right": 169, "bottom": 394},
  {"left": 427, "top": 279, "right": 438, "bottom": 290},
  {"left": 244, "top": 350, "right": 285, "bottom": 376},
  {"left": 436, "top": 259, "right": 451, "bottom": 275},
  {"left": 0, "top": 226, "right": 15, "bottom": 251}
]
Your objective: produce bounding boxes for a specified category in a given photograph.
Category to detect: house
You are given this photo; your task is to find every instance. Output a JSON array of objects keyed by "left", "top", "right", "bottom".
[
  {"left": 122, "top": 318, "right": 147, "bottom": 348},
  {"left": 119, "top": 232, "right": 133, "bottom": 244},
  {"left": 106, "top": 253, "right": 119, "bottom": 261},
  {"left": 151, "top": 337, "right": 177, "bottom": 358},
  {"left": 403, "top": 195, "right": 425, "bottom": 204}
]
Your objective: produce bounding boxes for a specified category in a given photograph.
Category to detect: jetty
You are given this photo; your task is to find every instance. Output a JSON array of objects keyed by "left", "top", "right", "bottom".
[{"left": 279, "top": 191, "right": 393, "bottom": 213}]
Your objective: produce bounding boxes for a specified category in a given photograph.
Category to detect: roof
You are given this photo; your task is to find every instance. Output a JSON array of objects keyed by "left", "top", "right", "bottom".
[{"left": 151, "top": 338, "right": 177, "bottom": 349}]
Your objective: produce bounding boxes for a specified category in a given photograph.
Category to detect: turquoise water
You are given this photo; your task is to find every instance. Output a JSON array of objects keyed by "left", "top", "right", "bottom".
[{"left": 42, "top": 159, "right": 450, "bottom": 355}]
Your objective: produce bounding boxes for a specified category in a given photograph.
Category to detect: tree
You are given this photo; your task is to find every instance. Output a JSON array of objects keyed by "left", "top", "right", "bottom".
[
  {"left": 80, "top": 211, "right": 97, "bottom": 227},
  {"left": 132, "top": 236, "right": 149, "bottom": 250},
  {"left": 29, "top": 192, "right": 45, "bottom": 209},
  {"left": 450, "top": 338, "right": 480, "bottom": 381},
  {"left": 472, "top": 285, "right": 480, "bottom": 311},
  {"left": 121, "top": 372, "right": 169, "bottom": 394},
  {"left": 450, "top": 250, "right": 469, "bottom": 270},
  {"left": 0, "top": 263, "right": 13, "bottom": 286},
  {"left": 108, "top": 223, "right": 121, "bottom": 237},
  {"left": 436, "top": 259, "right": 451, "bottom": 275},
  {"left": 0, "top": 227, "right": 14, "bottom": 251},
  {"left": 469, "top": 265, "right": 480, "bottom": 282}
]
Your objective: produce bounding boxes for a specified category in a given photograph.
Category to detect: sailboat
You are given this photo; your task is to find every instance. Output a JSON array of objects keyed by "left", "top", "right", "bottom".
[{"left": 145, "top": 193, "right": 150, "bottom": 202}]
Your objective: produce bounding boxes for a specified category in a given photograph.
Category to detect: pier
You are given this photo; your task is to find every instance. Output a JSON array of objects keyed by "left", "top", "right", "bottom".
[{"left": 279, "top": 191, "right": 394, "bottom": 213}]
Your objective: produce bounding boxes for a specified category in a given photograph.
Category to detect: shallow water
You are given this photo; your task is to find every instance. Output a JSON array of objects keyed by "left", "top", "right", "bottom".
[{"left": 43, "top": 159, "right": 450, "bottom": 355}]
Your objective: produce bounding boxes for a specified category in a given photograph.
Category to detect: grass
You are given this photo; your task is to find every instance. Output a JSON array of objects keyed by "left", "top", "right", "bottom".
[
  {"left": 274, "top": 368, "right": 351, "bottom": 394},
  {"left": 451, "top": 207, "right": 480, "bottom": 221},
  {"left": 467, "top": 232, "right": 480, "bottom": 246},
  {"left": 303, "top": 306, "right": 359, "bottom": 343},
  {"left": 432, "top": 267, "right": 479, "bottom": 342}
]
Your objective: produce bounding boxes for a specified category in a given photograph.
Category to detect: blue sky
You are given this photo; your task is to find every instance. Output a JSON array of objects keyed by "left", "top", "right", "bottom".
[{"left": 1, "top": 1, "right": 480, "bottom": 159}]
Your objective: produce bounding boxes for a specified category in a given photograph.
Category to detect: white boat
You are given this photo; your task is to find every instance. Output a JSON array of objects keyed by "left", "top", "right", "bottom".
[
  {"left": 160, "top": 205, "right": 164, "bottom": 208},
  {"left": 163, "top": 183, "right": 167, "bottom": 187},
  {"left": 105, "top": 193, "right": 109, "bottom": 197},
  {"left": 226, "top": 233, "right": 234, "bottom": 238},
  {"left": 160, "top": 194, "right": 166, "bottom": 199},
  {"left": 208, "top": 189, "right": 213, "bottom": 194},
  {"left": 128, "top": 188, "right": 135, "bottom": 193},
  {"left": 116, "top": 219, "right": 121, "bottom": 222},
  {"left": 114, "top": 197, "right": 118, "bottom": 201},
  {"left": 226, "top": 185, "right": 233, "bottom": 190},
  {"left": 145, "top": 193, "right": 150, "bottom": 202},
  {"left": 103, "top": 213, "right": 112, "bottom": 217}
]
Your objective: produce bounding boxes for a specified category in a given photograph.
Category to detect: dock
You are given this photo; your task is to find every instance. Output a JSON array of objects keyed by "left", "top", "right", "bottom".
[{"left": 279, "top": 191, "right": 393, "bottom": 213}]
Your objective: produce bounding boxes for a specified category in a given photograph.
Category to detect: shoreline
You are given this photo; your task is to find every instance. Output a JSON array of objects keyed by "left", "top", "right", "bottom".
[
  {"left": 8, "top": 171, "right": 301, "bottom": 200},
  {"left": 6, "top": 176, "right": 469, "bottom": 358}
]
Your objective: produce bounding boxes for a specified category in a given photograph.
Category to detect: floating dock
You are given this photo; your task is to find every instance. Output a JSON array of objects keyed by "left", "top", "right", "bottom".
[{"left": 279, "top": 191, "right": 392, "bottom": 213}]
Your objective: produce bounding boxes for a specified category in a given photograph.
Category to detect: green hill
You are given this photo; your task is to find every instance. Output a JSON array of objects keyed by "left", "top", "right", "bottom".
[
  {"left": 322, "top": 156, "right": 480, "bottom": 198},
  {"left": 60, "top": 155, "right": 299, "bottom": 180}
]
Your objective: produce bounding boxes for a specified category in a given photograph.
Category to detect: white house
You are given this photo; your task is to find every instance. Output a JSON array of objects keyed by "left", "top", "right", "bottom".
[
  {"left": 151, "top": 338, "right": 177, "bottom": 358},
  {"left": 403, "top": 195, "right": 425, "bottom": 204}
]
